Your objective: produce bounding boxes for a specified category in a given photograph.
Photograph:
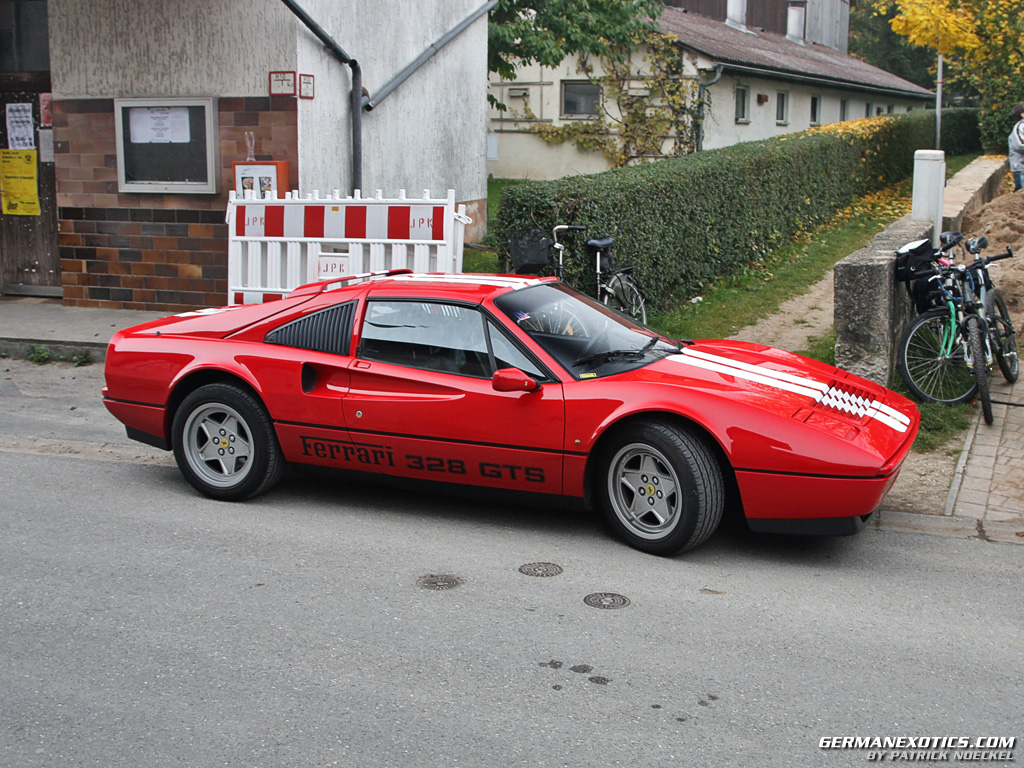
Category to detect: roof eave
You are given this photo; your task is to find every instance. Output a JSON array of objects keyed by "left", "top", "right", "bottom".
[{"left": 714, "top": 61, "right": 934, "bottom": 101}]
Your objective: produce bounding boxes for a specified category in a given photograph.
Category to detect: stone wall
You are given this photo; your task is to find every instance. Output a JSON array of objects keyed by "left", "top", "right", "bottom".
[{"left": 834, "top": 156, "right": 1009, "bottom": 385}]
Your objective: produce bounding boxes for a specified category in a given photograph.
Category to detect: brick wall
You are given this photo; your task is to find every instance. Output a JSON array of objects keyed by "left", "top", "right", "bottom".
[{"left": 55, "top": 97, "right": 299, "bottom": 311}]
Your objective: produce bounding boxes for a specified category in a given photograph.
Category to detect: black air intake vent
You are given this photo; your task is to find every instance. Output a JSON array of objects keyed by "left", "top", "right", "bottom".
[{"left": 265, "top": 302, "right": 356, "bottom": 357}]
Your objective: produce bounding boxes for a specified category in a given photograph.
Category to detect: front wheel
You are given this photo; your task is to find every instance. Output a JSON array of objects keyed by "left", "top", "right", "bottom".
[
  {"left": 598, "top": 421, "right": 724, "bottom": 555},
  {"left": 897, "top": 309, "right": 976, "bottom": 404},
  {"left": 985, "top": 289, "right": 1018, "bottom": 383},
  {"left": 172, "top": 383, "right": 284, "bottom": 500},
  {"left": 966, "top": 316, "right": 993, "bottom": 426},
  {"left": 603, "top": 273, "right": 647, "bottom": 325}
]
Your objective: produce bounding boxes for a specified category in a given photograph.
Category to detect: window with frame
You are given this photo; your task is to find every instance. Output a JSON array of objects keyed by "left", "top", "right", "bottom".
[
  {"left": 113, "top": 97, "right": 218, "bottom": 194},
  {"left": 776, "top": 91, "right": 789, "bottom": 124},
  {"left": 865, "top": 102, "right": 873, "bottom": 118},
  {"left": 735, "top": 85, "right": 750, "bottom": 123},
  {"left": 839, "top": 99, "right": 848, "bottom": 122},
  {"left": 561, "top": 81, "right": 601, "bottom": 118},
  {"left": 357, "top": 300, "right": 547, "bottom": 380},
  {"left": 810, "top": 95, "right": 821, "bottom": 126}
]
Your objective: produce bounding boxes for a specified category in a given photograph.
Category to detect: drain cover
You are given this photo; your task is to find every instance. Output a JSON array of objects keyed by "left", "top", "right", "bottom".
[
  {"left": 518, "top": 562, "right": 564, "bottom": 577},
  {"left": 417, "top": 574, "right": 463, "bottom": 591},
  {"left": 583, "top": 592, "right": 631, "bottom": 609}
]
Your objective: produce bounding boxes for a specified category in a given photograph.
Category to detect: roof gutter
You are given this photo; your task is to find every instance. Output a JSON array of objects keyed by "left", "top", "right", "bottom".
[{"left": 714, "top": 61, "right": 933, "bottom": 101}]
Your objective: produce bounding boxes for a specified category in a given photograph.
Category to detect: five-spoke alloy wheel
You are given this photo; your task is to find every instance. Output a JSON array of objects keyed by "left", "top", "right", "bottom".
[
  {"left": 172, "top": 383, "right": 284, "bottom": 500},
  {"left": 600, "top": 420, "right": 724, "bottom": 555}
]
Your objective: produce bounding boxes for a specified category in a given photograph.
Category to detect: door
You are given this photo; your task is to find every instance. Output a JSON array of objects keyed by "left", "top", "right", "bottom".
[
  {"left": 1, "top": 72, "right": 60, "bottom": 295},
  {"left": 345, "top": 299, "right": 567, "bottom": 493}
]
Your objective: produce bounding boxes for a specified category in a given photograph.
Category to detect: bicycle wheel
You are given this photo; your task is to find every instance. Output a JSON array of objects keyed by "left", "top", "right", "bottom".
[
  {"left": 965, "top": 315, "right": 993, "bottom": 425},
  {"left": 897, "top": 309, "right": 976, "bottom": 404},
  {"left": 985, "top": 288, "right": 1018, "bottom": 383},
  {"left": 603, "top": 273, "right": 647, "bottom": 325}
]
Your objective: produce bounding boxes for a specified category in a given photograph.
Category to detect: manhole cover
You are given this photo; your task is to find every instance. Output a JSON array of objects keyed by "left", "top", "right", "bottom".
[
  {"left": 518, "top": 562, "right": 563, "bottom": 577},
  {"left": 583, "top": 592, "right": 631, "bottom": 609},
  {"left": 416, "top": 574, "right": 463, "bottom": 591}
]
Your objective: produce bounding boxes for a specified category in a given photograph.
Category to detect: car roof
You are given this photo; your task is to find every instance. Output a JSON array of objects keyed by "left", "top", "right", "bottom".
[{"left": 316, "top": 272, "right": 552, "bottom": 305}]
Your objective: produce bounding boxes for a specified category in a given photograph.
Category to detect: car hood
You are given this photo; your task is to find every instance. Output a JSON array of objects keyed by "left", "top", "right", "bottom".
[{"left": 643, "top": 339, "right": 919, "bottom": 473}]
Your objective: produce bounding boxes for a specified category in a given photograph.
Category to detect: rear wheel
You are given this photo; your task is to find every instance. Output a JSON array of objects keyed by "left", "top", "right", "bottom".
[
  {"left": 603, "top": 273, "right": 647, "bottom": 325},
  {"left": 966, "top": 316, "right": 993, "bottom": 425},
  {"left": 985, "top": 289, "right": 1018, "bottom": 383},
  {"left": 897, "top": 309, "right": 976, "bottom": 404},
  {"left": 172, "top": 383, "right": 284, "bottom": 500},
  {"left": 599, "top": 421, "right": 723, "bottom": 555}
]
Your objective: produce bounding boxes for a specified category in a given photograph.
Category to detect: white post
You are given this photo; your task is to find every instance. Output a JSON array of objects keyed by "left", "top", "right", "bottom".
[
  {"left": 911, "top": 150, "right": 946, "bottom": 248},
  {"left": 935, "top": 53, "right": 943, "bottom": 150}
]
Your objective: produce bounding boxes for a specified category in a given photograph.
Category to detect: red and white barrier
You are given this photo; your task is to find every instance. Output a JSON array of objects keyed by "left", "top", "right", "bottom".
[{"left": 226, "top": 188, "right": 471, "bottom": 305}]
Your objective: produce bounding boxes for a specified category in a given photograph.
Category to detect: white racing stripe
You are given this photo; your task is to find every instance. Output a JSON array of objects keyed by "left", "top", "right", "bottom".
[{"left": 668, "top": 348, "right": 909, "bottom": 433}]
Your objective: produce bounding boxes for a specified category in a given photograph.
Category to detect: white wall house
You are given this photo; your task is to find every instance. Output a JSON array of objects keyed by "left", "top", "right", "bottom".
[{"left": 487, "top": 0, "right": 933, "bottom": 180}]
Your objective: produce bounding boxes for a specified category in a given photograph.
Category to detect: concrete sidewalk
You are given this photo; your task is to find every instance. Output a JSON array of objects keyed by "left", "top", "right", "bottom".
[{"left": 2, "top": 294, "right": 1020, "bottom": 544}]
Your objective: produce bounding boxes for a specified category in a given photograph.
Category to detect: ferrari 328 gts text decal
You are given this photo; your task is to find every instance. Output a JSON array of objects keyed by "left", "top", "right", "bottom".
[{"left": 299, "top": 435, "right": 546, "bottom": 483}]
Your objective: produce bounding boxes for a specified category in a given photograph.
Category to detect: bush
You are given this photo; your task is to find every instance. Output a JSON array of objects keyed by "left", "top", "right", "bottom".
[{"left": 494, "top": 109, "right": 981, "bottom": 311}]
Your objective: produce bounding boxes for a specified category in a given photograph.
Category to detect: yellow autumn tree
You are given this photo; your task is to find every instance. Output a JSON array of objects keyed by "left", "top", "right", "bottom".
[{"left": 874, "top": 0, "right": 1024, "bottom": 149}]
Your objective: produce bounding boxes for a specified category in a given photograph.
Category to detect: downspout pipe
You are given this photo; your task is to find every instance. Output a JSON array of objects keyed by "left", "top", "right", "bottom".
[
  {"left": 279, "top": 0, "right": 363, "bottom": 192},
  {"left": 365, "top": 0, "right": 498, "bottom": 111},
  {"left": 696, "top": 63, "right": 724, "bottom": 151}
]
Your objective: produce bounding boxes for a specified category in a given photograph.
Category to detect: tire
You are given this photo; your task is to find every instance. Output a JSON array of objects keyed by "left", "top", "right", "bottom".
[
  {"left": 603, "top": 273, "right": 647, "bottom": 325},
  {"left": 172, "top": 383, "right": 284, "bottom": 500},
  {"left": 966, "top": 316, "right": 993, "bottom": 426},
  {"left": 598, "top": 421, "right": 724, "bottom": 556},
  {"left": 897, "top": 309, "right": 976, "bottom": 405},
  {"left": 985, "top": 289, "right": 1018, "bottom": 383}
]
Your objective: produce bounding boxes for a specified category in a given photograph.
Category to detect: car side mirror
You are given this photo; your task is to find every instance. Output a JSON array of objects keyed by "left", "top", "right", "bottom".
[{"left": 492, "top": 368, "right": 540, "bottom": 392}]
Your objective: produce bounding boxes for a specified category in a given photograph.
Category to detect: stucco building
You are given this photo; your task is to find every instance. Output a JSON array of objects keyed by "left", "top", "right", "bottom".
[
  {"left": 487, "top": 0, "right": 934, "bottom": 180},
  {"left": 1, "top": 0, "right": 489, "bottom": 311}
]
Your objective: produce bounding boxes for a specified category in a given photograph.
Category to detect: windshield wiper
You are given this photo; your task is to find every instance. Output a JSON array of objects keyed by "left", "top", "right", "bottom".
[{"left": 573, "top": 336, "right": 660, "bottom": 368}]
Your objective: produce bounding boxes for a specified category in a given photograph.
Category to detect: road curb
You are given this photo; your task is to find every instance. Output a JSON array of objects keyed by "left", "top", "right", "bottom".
[{"left": 0, "top": 338, "right": 107, "bottom": 363}]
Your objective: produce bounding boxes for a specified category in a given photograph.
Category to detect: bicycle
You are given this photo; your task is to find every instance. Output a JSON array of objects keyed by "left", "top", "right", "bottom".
[
  {"left": 508, "top": 225, "right": 648, "bottom": 325},
  {"left": 896, "top": 238, "right": 1016, "bottom": 424}
]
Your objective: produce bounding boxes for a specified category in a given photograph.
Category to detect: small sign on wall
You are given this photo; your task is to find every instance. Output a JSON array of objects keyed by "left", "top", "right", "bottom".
[
  {"left": 268, "top": 71, "right": 296, "bottom": 96},
  {"left": 299, "top": 74, "right": 315, "bottom": 99},
  {"left": 233, "top": 160, "right": 290, "bottom": 197}
]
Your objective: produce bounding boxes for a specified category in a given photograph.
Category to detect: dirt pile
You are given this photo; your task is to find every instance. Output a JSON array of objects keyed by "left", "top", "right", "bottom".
[{"left": 962, "top": 189, "right": 1024, "bottom": 325}]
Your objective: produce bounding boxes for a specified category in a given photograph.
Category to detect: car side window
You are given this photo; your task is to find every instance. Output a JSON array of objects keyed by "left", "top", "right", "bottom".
[
  {"left": 487, "top": 320, "right": 546, "bottom": 380},
  {"left": 358, "top": 300, "right": 491, "bottom": 377}
]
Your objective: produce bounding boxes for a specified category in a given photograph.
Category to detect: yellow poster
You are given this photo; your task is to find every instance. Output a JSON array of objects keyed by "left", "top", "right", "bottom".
[{"left": 1, "top": 149, "right": 41, "bottom": 216}]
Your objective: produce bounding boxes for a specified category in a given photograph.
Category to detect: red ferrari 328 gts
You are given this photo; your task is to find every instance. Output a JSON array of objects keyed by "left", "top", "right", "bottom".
[{"left": 103, "top": 271, "right": 919, "bottom": 555}]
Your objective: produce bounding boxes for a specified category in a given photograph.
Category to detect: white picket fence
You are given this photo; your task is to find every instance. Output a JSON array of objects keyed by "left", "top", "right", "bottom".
[{"left": 225, "top": 188, "right": 471, "bottom": 304}]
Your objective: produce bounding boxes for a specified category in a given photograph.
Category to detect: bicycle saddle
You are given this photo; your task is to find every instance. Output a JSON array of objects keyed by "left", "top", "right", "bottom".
[{"left": 585, "top": 236, "right": 613, "bottom": 251}]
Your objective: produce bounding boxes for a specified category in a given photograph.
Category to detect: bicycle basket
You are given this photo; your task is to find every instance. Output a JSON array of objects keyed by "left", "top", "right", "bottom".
[
  {"left": 507, "top": 229, "right": 551, "bottom": 275},
  {"left": 894, "top": 239, "right": 935, "bottom": 282}
]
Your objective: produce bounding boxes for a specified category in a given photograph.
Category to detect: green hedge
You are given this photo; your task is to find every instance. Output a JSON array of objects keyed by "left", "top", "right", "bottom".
[{"left": 495, "top": 109, "right": 981, "bottom": 311}]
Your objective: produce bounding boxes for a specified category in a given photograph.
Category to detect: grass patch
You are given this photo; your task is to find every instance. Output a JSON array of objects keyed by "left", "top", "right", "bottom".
[
  {"left": 912, "top": 401, "right": 975, "bottom": 452},
  {"left": 60, "top": 350, "right": 93, "bottom": 367},
  {"left": 25, "top": 344, "right": 52, "bottom": 364},
  {"left": 795, "top": 328, "right": 837, "bottom": 366}
]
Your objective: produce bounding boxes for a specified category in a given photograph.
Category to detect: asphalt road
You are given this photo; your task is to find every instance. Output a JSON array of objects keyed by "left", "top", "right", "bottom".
[{"left": 1, "top": 360, "right": 1022, "bottom": 767}]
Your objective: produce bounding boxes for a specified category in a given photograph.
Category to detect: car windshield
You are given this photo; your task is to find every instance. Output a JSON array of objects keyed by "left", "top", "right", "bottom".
[{"left": 494, "top": 282, "right": 680, "bottom": 378}]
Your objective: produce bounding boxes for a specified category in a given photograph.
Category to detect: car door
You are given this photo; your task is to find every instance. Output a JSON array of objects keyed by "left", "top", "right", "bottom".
[{"left": 343, "top": 299, "right": 566, "bottom": 493}]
